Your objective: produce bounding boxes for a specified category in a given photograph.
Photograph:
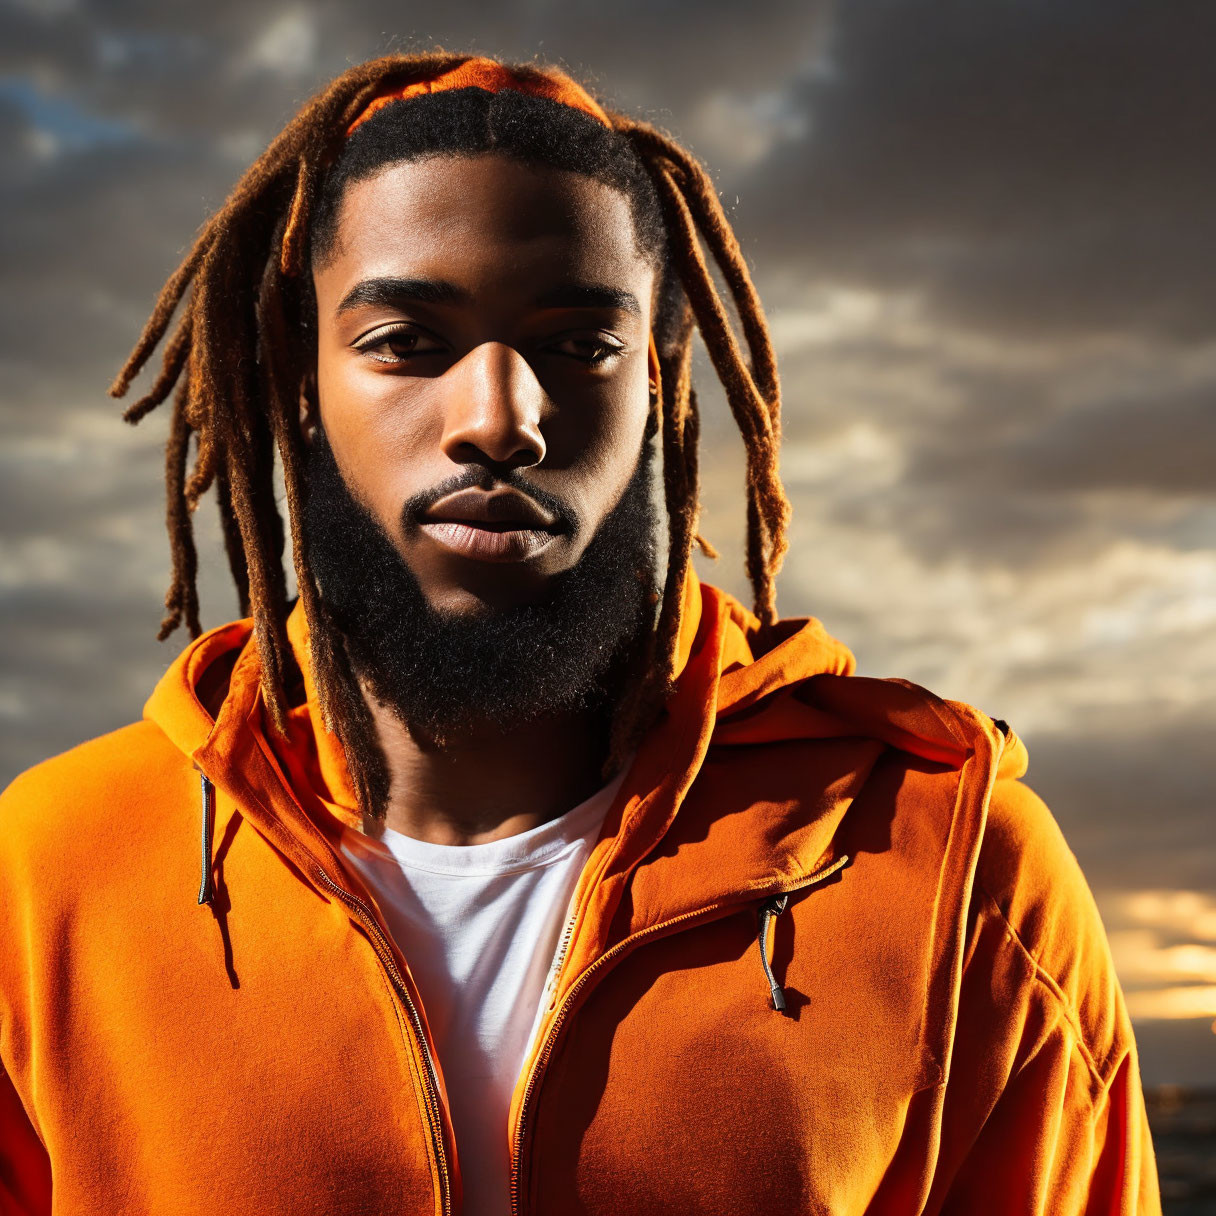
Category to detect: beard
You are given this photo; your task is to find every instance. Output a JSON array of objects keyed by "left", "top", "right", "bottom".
[{"left": 301, "top": 423, "right": 659, "bottom": 745}]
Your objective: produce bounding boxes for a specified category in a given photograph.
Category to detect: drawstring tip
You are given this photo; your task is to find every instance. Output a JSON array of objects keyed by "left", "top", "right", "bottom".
[
  {"left": 197, "top": 771, "right": 215, "bottom": 907},
  {"left": 769, "top": 984, "right": 787, "bottom": 1014}
]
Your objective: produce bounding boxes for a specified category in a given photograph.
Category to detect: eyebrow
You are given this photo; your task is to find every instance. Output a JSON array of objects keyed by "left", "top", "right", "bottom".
[
  {"left": 335, "top": 276, "right": 642, "bottom": 319},
  {"left": 533, "top": 283, "right": 642, "bottom": 317},
  {"left": 335, "top": 277, "right": 470, "bottom": 316}
]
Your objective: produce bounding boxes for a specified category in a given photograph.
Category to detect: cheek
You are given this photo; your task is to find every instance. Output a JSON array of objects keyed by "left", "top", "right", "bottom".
[
  {"left": 314, "top": 348, "right": 445, "bottom": 525},
  {"left": 550, "top": 389, "right": 651, "bottom": 534},
  {"left": 542, "top": 354, "right": 652, "bottom": 481}
]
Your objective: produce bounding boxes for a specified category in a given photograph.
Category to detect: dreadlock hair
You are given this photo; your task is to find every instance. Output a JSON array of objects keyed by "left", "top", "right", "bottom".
[{"left": 110, "top": 52, "right": 791, "bottom": 818}]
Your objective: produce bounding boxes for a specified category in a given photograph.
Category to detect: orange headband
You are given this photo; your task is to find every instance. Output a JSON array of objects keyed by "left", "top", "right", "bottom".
[{"left": 346, "top": 58, "right": 611, "bottom": 137}]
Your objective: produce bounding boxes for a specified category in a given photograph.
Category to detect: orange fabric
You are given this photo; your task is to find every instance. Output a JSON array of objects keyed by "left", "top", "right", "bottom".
[
  {"left": 346, "top": 58, "right": 611, "bottom": 137},
  {"left": 0, "top": 573, "right": 1161, "bottom": 1213}
]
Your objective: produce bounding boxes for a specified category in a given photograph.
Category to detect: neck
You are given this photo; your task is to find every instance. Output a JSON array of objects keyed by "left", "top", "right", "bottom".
[{"left": 362, "top": 692, "right": 611, "bottom": 846}]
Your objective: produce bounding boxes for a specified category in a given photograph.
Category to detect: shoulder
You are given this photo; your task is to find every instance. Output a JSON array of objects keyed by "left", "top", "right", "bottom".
[
  {"left": 0, "top": 720, "right": 196, "bottom": 877},
  {"left": 971, "top": 773, "right": 1132, "bottom": 1085}
]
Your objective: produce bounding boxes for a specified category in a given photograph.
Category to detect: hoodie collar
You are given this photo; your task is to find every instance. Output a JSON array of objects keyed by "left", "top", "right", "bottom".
[{"left": 141, "top": 569, "right": 1023, "bottom": 942}]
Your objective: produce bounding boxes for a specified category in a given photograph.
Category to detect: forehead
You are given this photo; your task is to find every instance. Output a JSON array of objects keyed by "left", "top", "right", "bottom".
[{"left": 314, "top": 154, "right": 655, "bottom": 308}]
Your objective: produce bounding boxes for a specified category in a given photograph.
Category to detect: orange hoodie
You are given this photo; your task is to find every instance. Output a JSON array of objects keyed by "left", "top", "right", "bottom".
[{"left": 0, "top": 575, "right": 1160, "bottom": 1214}]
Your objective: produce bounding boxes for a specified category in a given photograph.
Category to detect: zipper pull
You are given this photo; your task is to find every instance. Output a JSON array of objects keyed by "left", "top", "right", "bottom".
[{"left": 756, "top": 892, "right": 791, "bottom": 1014}]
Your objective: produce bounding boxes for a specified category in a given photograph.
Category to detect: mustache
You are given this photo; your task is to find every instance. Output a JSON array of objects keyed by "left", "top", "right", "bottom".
[{"left": 400, "top": 467, "right": 580, "bottom": 535}]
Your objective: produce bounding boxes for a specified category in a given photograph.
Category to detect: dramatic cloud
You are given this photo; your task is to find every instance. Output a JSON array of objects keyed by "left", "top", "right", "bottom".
[{"left": 744, "top": 0, "right": 1216, "bottom": 342}]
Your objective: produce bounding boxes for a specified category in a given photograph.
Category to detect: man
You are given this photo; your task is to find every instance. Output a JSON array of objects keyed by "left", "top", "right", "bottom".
[{"left": 0, "top": 54, "right": 1161, "bottom": 1215}]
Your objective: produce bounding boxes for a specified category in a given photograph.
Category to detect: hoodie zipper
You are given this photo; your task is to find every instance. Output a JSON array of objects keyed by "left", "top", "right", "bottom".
[
  {"left": 314, "top": 867, "right": 452, "bottom": 1216},
  {"left": 508, "top": 852, "right": 851, "bottom": 1216}
]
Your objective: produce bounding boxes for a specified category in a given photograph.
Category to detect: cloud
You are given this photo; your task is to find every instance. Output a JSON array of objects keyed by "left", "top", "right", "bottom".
[
  {"left": 239, "top": 9, "right": 319, "bottom": 78},
  {"left": 1104, "top": 890, "right": 1216, "bottom": 1022},
  {"left": 743, "top": 0, "right": 1216, "bottom": 342},
  {"left": 732, "top": 289, "right": 1216, "bottom": 583}
]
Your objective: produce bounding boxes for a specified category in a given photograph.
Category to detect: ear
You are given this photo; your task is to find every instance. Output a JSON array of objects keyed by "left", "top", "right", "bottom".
[
  {"left": 298, "top": 369, "right": 319, "bottom": 443},
  {"left": 647, "top": 332, "right": 662, "bottom": 408},
  {"left": 644, "top": 335, "right": 662, "bottom": 441}
]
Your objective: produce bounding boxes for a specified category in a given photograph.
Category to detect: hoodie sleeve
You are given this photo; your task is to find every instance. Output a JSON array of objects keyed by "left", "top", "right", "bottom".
[
  {"left": 0, "top": 1064, "right": 51, "bottom": 1214},
  {"left": 935, "top": 1005, "right": 1160, "bottom": 1214},
  {"left": 0, "top": 766, "right": 54, "bottom": 1214},
  {"left": 930, "top": 776, "right": 1162, "bottom": 1215}
]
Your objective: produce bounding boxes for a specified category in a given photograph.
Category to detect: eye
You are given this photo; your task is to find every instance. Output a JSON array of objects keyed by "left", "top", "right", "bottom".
[
  {"left": 354, "top": 324, "right": 445, "bottom": 365},
  {"left": 545, "top": 333, "right": 625, "bottom": 367}
]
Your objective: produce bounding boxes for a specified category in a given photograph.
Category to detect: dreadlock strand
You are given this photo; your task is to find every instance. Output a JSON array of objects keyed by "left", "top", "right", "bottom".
[
  {"left": 619, "top": 122, "right": 781, "bottom": 417},
  {"left": 644, "top": 160, "right": 772, "bottom": 450},
  {"left": 183, "top": 225, "right": 296, "bottom": 724},
  {"left": 669, "top": 182, "right": 787, "bottom": 615},
  {"left": 183, "top": 434, "right": 216, "bottom": 508},
  {"left": 654, "top": 317, "right": 699, "bottom": 687},
  {"left": 686, "top": 379, "right": 719, "bottom": 571},
  {"left": 681, "top": 387, "right": 719, "bottom": 561},
  {"left": 122, "top": 312, "right": 195, "bottom": 426},
  {"left": 222, "top": 454, "right": 290, "bottom": 730},
  {"left": 257, "top": 214, "right": 341, "bottom": 729},
  {"left": 216, "top": 373, "right": 292, "bottom": 729},
  {"left": 621, "top": 119, "right": 791, "bottom": 618},
  {"left": 157, "top": 379, "right": 202, "bottom": 642},
  {"left": 623, "top": 301, "right": 696, "bottom": 736},
  {"left": 643, "top": 157, "right": 788, "bottom": 621},
  {"left": 212, "top": 463, "right": 250, "bottom": 617},
  {"left": 108, "top": 247, "right": 210, "bottom": 401},
  {"left": 744, "top": 495, "right": 764, "bottom": 605},
  {"left": 321, "top": 624, "right": 392, "bottom": 816},
  {"left": 182, "top": 353, "right": 216, "bottom": 507},
  {"left": 679, "top": 167, "right": 782, "bottom": 433},
  {"left": 280, "top": 157, "right": 316, "bottom": 279}
]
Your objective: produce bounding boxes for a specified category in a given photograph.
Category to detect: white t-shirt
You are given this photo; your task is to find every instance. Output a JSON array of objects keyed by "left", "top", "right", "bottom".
[{"left": 337, "top": 768, "right": 626, "bottom": 1216}]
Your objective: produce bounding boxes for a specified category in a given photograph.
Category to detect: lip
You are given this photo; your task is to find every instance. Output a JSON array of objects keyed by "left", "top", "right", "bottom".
[
  {"left": 423, "top": 487, "right": 560, "bottom": 531},
  {"left": 419, "top": 487, "right": 563, "bottom": 563},
  {"left": 419, "top": 520, "right": 558, "bottom": 562}
]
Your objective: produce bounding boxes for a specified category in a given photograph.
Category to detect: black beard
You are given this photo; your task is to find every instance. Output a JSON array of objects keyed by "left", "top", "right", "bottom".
[{"left": 302, "top": 425, "right": 659, "bottom": 744}]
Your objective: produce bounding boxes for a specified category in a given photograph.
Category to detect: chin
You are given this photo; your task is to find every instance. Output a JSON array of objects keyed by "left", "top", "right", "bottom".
[{"left": 406, "top": 543, "right": 584, "bottom": 614}]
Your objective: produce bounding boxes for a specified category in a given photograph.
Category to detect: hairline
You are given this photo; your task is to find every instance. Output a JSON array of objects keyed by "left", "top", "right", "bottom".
[{"left": 309, "top": 148, "right": 664, "bottom": 280}]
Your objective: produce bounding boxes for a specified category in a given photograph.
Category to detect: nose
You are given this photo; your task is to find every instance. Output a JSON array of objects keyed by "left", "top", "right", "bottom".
[{"left": 439, "top": 341, "right": 547, "bottom": 471}]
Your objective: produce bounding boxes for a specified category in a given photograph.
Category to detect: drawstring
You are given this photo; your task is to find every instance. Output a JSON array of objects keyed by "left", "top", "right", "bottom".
[
  {"left": 754, "top": 855, "right": 852, "bottom": 1013},
  {"left": 197, "top": 771, "right": 215, "bottom": 906},
  {"left": 756, "top": 892, "right": 790, "bottom": 1013}
]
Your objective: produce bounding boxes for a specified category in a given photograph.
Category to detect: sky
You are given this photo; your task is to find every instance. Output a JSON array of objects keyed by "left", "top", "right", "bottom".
[{"left": 1, "top": 0, "right": 1213, "bottom": 1086}]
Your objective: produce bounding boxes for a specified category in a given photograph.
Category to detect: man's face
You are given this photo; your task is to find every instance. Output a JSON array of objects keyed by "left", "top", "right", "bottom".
[{"left": 308, "top": 153, "right": 659, "bottom": 616}]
